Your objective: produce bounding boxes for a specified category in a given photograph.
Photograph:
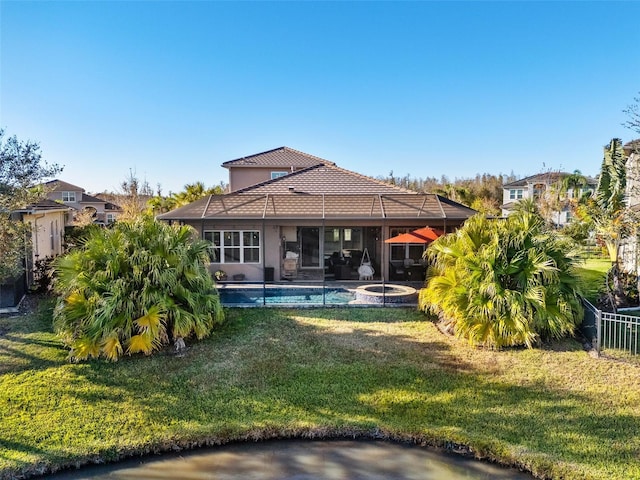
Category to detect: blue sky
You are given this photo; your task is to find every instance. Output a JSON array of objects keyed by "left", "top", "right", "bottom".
[{"left": 1, "top": 1, "right": 639, "bottom": 195}]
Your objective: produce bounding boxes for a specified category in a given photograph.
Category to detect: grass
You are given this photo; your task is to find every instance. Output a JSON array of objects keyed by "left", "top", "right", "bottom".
[
  {"left": 1, "top": 300, "right": 640, "bottom": 479},
  {"left": 575, "top": 257, "right": 610, "bottom": 304}
]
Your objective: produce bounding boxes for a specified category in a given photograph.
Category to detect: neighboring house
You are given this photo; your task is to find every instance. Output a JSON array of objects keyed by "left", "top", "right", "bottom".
[
  {"left": 42, "top": 180, "right": 122, "bottom": 225},
  {"left": 159, "top": 147, "right": 476, "bottom": 283},
  {"left": 1, "top": 200, "right": 70, "bottom": 308},
  {"left": 618, "top": 140, "right": 640, "bottom": 275},
  {"left": 223, "top": 146, "right": 335, "bottom": 192},
  {"left": 501, "top": 172, "right": 596, "bottom": 226},
  {"left": 16, "top": 199, "right": 69, "bottom": 276}
]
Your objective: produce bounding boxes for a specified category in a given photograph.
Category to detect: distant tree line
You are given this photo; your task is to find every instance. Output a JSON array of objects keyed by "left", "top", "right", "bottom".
[{"left": 377, "top": 171, "right": 518, "bottom": 215}]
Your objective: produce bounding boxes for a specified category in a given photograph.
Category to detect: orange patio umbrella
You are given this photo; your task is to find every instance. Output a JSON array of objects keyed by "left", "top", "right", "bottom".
[{"left": 384, "top": 226, "right": 444, "bottom": 244}]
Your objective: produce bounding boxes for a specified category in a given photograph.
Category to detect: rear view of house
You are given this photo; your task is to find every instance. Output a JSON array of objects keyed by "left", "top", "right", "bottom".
[{"left": 159, "top": 147, "right": 476, "bottom": 283}]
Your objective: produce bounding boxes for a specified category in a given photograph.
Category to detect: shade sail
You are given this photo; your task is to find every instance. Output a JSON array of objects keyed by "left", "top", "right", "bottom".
[{"left": 384, "top": 227, "right": 444, "bottom": 244}]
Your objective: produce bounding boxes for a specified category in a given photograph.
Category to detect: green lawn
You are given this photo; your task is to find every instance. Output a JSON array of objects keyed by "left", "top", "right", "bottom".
[
  {"left": 1, "top": 300, "right": 639, "bottom": 480},
  {"left": 575, "top": 257, "right": 610, "bottom": 304}
]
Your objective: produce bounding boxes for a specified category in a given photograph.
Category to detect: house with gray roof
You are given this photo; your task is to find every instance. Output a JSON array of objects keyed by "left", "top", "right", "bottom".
[
  {"left": 159, "top": 147, "right": 476, "bottom": 283},
  {"left": 43, "top": 179, "right": 122, "bottom": 225},
  {"left": 502, "top": 172, "right": 596, "bottom": 226}
]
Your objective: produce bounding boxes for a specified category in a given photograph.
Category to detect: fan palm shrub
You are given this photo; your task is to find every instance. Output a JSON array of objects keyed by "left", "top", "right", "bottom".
[
  {"left": 419, "top": 212, "right": 582, "bottom": 348},
  {"left": 53, "top": 216, "right": 223, "bottom": 361}
]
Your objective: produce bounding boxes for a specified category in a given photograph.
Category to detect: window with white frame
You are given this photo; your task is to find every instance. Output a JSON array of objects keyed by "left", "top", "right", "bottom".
[
  {"left": 271, "top": 171, "right": 288, "bottom": 180},
  {"left": 203, "top": 230, "right": 260, "bottom": 263},
  {"left": 62, "top": 191, "right": 76, "bottom": 202},
  {"left": 106, "top": 213, "right": 116, "bottom": 224},
  {"left": 509, "top": 189, "right": 523, "bottom": 200}
]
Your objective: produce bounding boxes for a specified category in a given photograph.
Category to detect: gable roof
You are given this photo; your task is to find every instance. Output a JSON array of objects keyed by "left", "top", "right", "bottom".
[
  {"left": 234, "top": 163, "right": 416, "bottom": 195},
  {"left": 158, "top": 192, "right": 476, "bottom": 221},
  {"left": 221, "top": 146, "right": 334, "bottom": 169},
  {"left": 78, "top": 193, "right": 122, "bottom": 210},
  {"left": 43, "top": 179, "right": 85, "bottom": 192}
]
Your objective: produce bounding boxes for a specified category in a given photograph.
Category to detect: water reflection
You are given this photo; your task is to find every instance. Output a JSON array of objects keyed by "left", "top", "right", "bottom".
[{"left": 47, "top": 440, "right": 534, "bottom": 480}]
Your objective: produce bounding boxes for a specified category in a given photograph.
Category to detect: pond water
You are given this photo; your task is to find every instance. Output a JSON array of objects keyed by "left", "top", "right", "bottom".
[{"left": 45, "top": 439, "right": 534, "bottom": 480}]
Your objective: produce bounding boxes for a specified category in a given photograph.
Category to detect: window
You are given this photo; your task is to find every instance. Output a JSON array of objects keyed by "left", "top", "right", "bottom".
[
  {"left": 62, "top": 191, "right": 76, "bottom": 202},
  {"left": 271, "top": 171, "right": 288, "bottom": 180},
  {"left": 204, "top": 230, "right": 260, "bottom": 263},
  {"left": 509, "top": 189, "right": 523, "bottom": 200},
  {"left": 106, "top": 213, "right": 116, "bottom": 224}
]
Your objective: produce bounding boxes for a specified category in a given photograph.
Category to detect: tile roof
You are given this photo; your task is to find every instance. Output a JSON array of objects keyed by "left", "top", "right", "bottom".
[
  {"left": 43, "top": 179, "right": 85, "bottom": 192},
  {"left": 221, "top": 146, "right": 334, "bottom": 168},
  {"left": 15, "top": 199, "right": 70, "bottom": 212},
  {"left": 234, "top": 164, "right": 416, "bottom": 195},
  {"left": 79, "top": 193, "right": 122, "bottom": 210},
  {"left": 80, "top": 193, "right": 108, "bottom": 203},
  {"left": 157, "top": 193, "right": 476, "bottom": 221}
]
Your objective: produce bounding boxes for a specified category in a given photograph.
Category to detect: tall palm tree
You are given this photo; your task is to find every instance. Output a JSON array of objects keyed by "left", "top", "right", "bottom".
[
  {"left": 562, "top": 169, "right": 589, "bottom": 201},
  {"left": 174, "top": 182, "right": 224, "bottom": 207},
  {"left": 53, "top": 216, "right": 223, "bottom": 361},
  {"left": 590, "top": 138, "right": 629, "bottom": 309},
  {"left": 419, "top": 212, "right": 582, "bottom": 348},
  {"left": 593, "top": 139, "right": 627, "bottom": 261}
]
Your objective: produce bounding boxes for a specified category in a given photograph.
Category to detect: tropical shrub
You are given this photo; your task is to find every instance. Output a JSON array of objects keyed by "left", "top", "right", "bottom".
[
  {"left": 419, "top": 212, "right": 583, "bottom": 348},
  {"left": 53, "top": 216, "right": 223, "bottom": 361}
]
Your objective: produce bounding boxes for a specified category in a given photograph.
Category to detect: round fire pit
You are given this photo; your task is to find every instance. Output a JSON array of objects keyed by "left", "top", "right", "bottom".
[{"left": 354, "top": 284, "right": 418, "bottom": 304}]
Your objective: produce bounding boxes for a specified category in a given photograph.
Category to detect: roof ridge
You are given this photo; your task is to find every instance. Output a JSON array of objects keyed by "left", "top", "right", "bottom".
[
  {"left": 43, "top": 179, "right": 86, "bottom": 192},
  {"left": 503, "top": 171, "right": 575, "bottom": 187},
  {"left": 221, "top": 146, "right": 335, "bottom": 167}
]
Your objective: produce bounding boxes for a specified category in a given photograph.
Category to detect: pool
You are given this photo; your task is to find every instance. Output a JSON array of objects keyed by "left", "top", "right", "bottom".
[
  {"left": 218, "top": 284, "right": 420, "bottom": 306},
  {"left": 219, "top": 287, "right": 356, "bottom": 305}
]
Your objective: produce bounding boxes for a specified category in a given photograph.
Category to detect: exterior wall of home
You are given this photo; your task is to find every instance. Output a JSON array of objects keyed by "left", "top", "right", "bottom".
[
  {"left": 22, "top": 210, "right": 66, "bottom": 264},
  {"left": 502, "top": 185, "right": 531, "bottom": 206},
  {"left": 228, "top": 167, "right": 295, "bottom": 192},
  {"left": 626, "top": 152, "right": 640, "bottom": 209},
  {"left": 192, "top": 220, "right": 277, "bottom": 282},
  {"left": 185, "top": 218, "right": 459, "bottom": 282},
  {"left": 620, "top": 152, "right": 640, "bottom": 274},
  {"left": 47, "top": 189, "right": 84, "bottom": 208},
  {"left": 46, "top": 189, "right": 83, "bottom": 226},
  {"left": 502, "top": 180, "right": 593, "bottom": 226}
]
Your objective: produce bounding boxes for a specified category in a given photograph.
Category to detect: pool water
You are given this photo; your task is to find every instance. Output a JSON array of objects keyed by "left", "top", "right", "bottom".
[{"left": 219, "top": 287, "right": 356, "bottom": 305}]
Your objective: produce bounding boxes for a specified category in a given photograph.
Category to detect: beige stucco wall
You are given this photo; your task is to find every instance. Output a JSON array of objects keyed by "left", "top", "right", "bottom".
[
  {"left": 228, "top": 167, "right": 295, "bottom": 192},
  {"left": 23, "top": 210, "right": 66, "bottom": 263}
]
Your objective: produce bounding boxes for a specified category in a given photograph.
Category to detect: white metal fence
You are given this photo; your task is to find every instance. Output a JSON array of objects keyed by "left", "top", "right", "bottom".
[{"left": 581, "top": 299, "right": 640, "bottom": 356}]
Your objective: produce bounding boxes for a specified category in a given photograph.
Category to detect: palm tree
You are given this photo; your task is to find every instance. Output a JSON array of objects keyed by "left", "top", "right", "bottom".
[
  {"left": 512, "top": 197, "right": 540, "bottom": 216},
  {"left": 53, "top": 216, "right": 224, "bottom": 361},
  {"left": 419, "top": 212, "right": 582, "bottom": 348},
  {"left": 174, "top": 182, "right": 225, "bottom": 207},
  {"left": 562, "top": 169, "right": 589, "bottom": 201},
  {"left": 147, "top": 194, "right": 177, "bottom": 215},
  {"left": 589, "top": 138, "right": 629, "bottom": 309}
]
